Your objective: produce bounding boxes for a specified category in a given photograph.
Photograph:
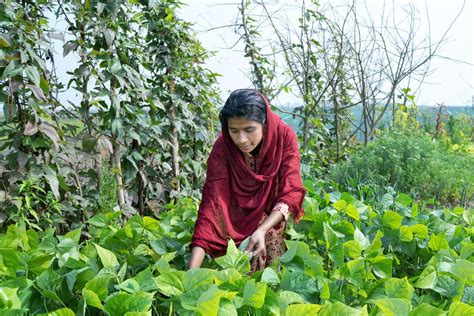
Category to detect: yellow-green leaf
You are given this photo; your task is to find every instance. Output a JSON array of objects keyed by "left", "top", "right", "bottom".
[{"left": 399, "top": 225, "right": 413, "bottom": 242}]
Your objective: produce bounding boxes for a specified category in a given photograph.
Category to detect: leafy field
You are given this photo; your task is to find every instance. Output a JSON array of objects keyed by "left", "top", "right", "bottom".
[{"left": 1, "top": 181, "right": 472, "bottom": 315}]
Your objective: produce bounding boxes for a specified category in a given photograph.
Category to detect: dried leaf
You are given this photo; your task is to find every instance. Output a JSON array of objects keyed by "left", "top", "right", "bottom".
[
  {"left": 9, "top": 81, "right": 23, "bottom": 93},
  {"left": 24, "top": 120, "right": 39, "bottom": 136},
  {"left": 48, "top": 32, "right": 65, "bottom": 42},
  {"left": 39, "top": 121, "right": 60, "bottom": 149},
  {"left": 63, "top": 41, "right": 79, "bottom": 57},
  {"left": 26, "top": 84, "right": 46, "bottom": 100},
  {"left": 0, "top": 34, "right": 12, "bottom": 47},
  {"left": 97, "top": 135, "right": 113, "bottom": 157},
  {"left": 44, "top": 166, "right": 60, "bottom": 199},
  {"left": 104, "top": 29, "right": 115, "bottom": 48}
]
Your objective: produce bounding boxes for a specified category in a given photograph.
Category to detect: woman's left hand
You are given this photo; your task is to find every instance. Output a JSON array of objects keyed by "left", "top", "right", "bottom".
[{"left": 245, "top": 228, "right": 267, "bottom": 258}]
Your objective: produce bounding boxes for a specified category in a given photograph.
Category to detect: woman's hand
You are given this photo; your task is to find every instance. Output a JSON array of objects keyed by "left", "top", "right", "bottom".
[
  {"left": 245, "top": 228, "right": 267, "bottom": 258},
  {"left": 245, "top": 210, "right": 285, "bottom": 258}
]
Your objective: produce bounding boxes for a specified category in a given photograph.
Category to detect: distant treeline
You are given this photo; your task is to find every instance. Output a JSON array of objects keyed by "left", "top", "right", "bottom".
[{"left": 277, "top": 105, "right": 474, "bottom": 136}]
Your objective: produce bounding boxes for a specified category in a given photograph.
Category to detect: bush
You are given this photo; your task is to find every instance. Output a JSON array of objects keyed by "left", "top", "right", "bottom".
[{"left": 330, "top": 130, "right": 474, "bottom": 206}]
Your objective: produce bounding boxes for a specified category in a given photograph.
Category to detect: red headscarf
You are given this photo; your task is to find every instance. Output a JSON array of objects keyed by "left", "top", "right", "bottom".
[{"left": 191, "top": 93, "right": 305, "bottom": 257}]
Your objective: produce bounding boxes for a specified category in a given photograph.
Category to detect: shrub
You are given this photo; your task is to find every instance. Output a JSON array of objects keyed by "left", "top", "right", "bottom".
[{"left": 330, "top": 130, "right": 474, "bottom": 206}]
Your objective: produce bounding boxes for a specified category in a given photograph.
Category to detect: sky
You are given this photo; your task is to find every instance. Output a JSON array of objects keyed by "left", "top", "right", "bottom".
[{"left": 178, "top": 0, "right": 473, "bottom": 107}]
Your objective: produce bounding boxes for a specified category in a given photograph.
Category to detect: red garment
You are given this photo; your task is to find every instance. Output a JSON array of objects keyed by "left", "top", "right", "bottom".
[{"left": 191, "top": 95, "right": 305, "bottom": 258}]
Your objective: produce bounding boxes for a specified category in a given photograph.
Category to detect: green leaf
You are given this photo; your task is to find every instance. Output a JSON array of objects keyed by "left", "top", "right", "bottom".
[
  {"left": 428, "top": 233, "right": 449, "bottom": 252},
  {"left": 278, "top": 290, "right": 306, "bottom": 307},
  {"left": 2, "top": 60, "right": 22, "bottom": 79},
  {"left": 243, "top": 280, "right": 267, "bottom": 308},
  {"left": 323, "top": 222, "right": 340, "bottom": 249},
  {"left": 214, "top": 269, "right": 242, "bottom": 285},
  {"left": 155, "top": 271, "right": 185, "bottom": 296},
  {"left": 215, "top": 240, "right": 251, "bottom": 274},
  {"left": 0, "top": 287, "right": 21, "bottom": 308},
  {"left": 184, "top": 268, "right": 215, "bottom": 291},
  {"left": 94, "top": 244, "right": 119, "bottom": 268},
  {"left": 451, "top": 260, "right": 474, "bottom": 285},
  {"left": 434, "top": 275, "right": 463, "bottom": 298},
  {"left": 365, "top": 231, "right": 383, "bottom": 255},
  {"left": 334, "top": 199, "right": 347, "bottom": 211},
  {"left": 354, "top": 228, "right": 370, "bottom": 250},
  {"left": 344, "top": 240, "right": 362, "bottom": 259},
  {"left": 414, "top": 268, "right": 437, "bottom": 289},
  {"left": 136, "top": 269, "right": 158, "bottom": 292},
  {"left": 218, "top": 300, "right": 238, "bottom": 316},
  {"left": 380, "top": 193, "right": 394, "bottom": 208},
  {"left": 88, "top": 214, "right": 107, "bottom": 227},
  {"left": 286, "top": 304, "right": 322, "bottom": 315},
  {"left": 448, "top": 302, "right": 474, "bottom": 315},
  {"left": 142, "top": 217, "right": 160, "bottom": 232},
  {"left": 370, "top": 256, "right": 392, "bottom": 278},
  {"left": 382, "top": 211, "right": 403, "bottom": 230},
  {"left": 372, "top": 298, "right": 411, "bottom": 316},
  {"left": 396, "top": 194, "right": 413, "bottom": 207},
  {"left": 399, "top": 225, "right": 414, "bottom": 242},
  {"left": 280, "top": 241, "right": 298, "bottom": 263},
  {"left": 408, "top": 224, "right": 429, "bottom": 239},
  {"left": 409, "top": 303, "right": 446, "bottom": 316},
  {"left": 346, "top": 259, "right": 366, "bottom": 288},
  {"left": 104, "top": 292, "right": 154, "bottom": 315},
  {"left": 0, "top": 249, "right": 25, "bottom": 277},
  {"left": 64, "top": 227, "right": 82, "bottom": 244},
  {"left": 117, "top": 279, "right": 140, "bottom": 294},
  {"left": 85, "top": 276, "right": 111, "bottom": 300},
  {"left": 25, "top": 66, "right": 40, "bottom": 86},
  {"left": 261, "top": 267, "right": 280, "bottom": 285},
  {"left": 238, "top": 237, "right": 250, "bottom": 252},
  {"left": 37, "top": 308, "right": 75, "bottom": 316},
  {"left": 196, "top": 284, "right": 236, "bottom": 316},
  {"left": 463, "top": 208, "right": 472, "bottom": 226},
  {"left": 384, "top": 277, "right": 414, "bottom": 300},
  {"left": 345, "top": 204, "right": 360, "bottom": 220},
  {"left": 27, "top": 254, "right": 54, "bottom": 275},
  {"left": 318, "top": 301, "right": 368, "bottom": 316},
  {"left": 82, "top": 289, "right": 104, "bottom": 310}
]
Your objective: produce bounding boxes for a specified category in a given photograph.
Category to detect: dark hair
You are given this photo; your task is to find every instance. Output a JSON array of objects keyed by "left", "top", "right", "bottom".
[{"left": 219, "top": 89, "right": 267, "bottom": 127}]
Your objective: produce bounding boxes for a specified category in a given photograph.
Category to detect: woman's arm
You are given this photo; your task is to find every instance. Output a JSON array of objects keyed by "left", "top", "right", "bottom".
[
  {"left": 245, "top": 210, "right": 284, "bottom": 257},
  {"left": 189, "top": 246, "right": 206, "bottom": 269}
]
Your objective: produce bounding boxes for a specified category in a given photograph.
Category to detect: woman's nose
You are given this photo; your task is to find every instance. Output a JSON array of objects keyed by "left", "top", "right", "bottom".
[{"left": 238, "top": 133, "right": 248, "bottom": 143}]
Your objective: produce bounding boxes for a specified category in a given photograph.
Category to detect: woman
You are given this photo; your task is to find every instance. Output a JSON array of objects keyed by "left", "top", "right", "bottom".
[{"left": 189, "top": 89, "right": 305, "bottom": 271}]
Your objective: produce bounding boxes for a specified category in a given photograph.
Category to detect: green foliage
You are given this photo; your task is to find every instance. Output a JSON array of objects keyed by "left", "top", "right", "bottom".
[
  {"left": 98, "top": 161, "right": 117, "bottom": 212},
  {"left": 0, "top": 180, "right": 472, "bottom": 314},
  {"left": 330, "top": 130, "right": 474, "bottom": 206},
  {"left": 1, "top": 0, "right": 220, "bottom": 230}
]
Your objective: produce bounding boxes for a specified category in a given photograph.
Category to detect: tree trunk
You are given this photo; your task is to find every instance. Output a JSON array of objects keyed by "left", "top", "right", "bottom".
[{"left": 110, "top": 78, "right": 125, "bottom": 207}]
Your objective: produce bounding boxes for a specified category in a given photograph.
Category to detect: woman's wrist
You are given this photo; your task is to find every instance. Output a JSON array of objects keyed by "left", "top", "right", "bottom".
[
  {"left": 257, "top": 211, "right": 284, "bottom": 234},
  {"left": 189, "top": 246, "right": 206, "bottom": 269}
]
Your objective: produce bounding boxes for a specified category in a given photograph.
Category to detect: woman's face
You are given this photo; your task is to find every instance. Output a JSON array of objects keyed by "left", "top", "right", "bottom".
[{"left": 227, "top": 117, "right": 264, "bottom": 154}]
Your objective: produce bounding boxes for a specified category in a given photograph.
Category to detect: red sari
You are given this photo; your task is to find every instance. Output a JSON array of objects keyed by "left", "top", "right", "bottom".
[{"left": 191, "top": 95, "right": 305, "bottom": 264}]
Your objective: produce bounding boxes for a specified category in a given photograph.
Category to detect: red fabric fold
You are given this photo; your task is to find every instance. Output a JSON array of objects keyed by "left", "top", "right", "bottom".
[{"left": 191, "top": 94, "right": 306, "bottom": 258}]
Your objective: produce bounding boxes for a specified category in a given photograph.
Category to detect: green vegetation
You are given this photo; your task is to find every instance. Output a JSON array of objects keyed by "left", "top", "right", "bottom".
[
  {"left": 1, "top": 0, "right": 473, "bottom": 314},
  {"left": 330, "top": 130, "right": 474, "bottom": 206},
  {"left": 0, "top": 182, "right": 472, "bottom": 314}
]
